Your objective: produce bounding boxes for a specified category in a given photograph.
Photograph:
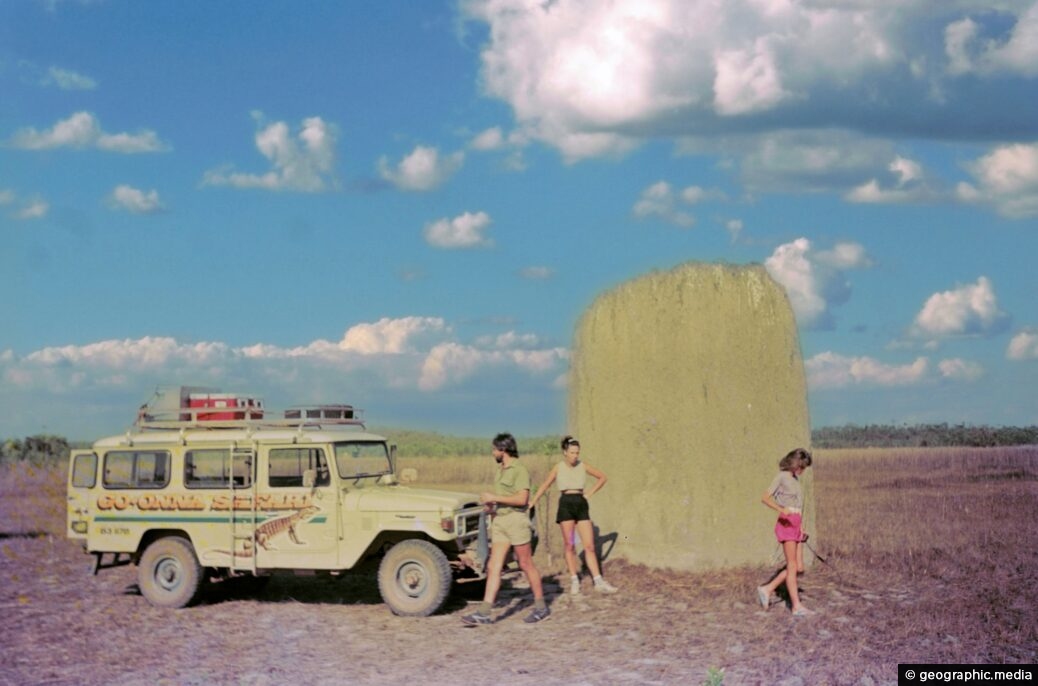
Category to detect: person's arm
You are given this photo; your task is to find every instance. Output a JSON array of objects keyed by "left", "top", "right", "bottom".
[
  {"left": 530, "top": 465, "right": 558, "bottom": 507},
  {"left": 482, "top": 489, "right": 531, "bottom": 508},
  {"left": 761, "top": 491, "right": 792, "bottom": 516},
  {"left": 583, "top": 462, "right": 608, "bottom": 497}
]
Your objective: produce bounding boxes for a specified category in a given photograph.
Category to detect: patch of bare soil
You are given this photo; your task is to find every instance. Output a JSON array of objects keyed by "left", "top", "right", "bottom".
[{"left": 1, "top": 464, "right": 1035, "bottom": 685}]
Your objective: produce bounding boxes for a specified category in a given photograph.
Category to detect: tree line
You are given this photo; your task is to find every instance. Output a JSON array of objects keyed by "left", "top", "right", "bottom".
[{"left": 3, "top": 424, "right": 1036, "bottom": 464}]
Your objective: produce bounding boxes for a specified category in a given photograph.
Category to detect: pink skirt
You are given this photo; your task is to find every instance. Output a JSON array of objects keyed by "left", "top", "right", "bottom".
[{"left": 775, "top": 513, "right": 803, "bottom": 543}]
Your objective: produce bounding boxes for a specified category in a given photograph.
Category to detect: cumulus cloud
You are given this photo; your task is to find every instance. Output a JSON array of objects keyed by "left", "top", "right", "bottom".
[
  {"left": 956, "top": 142, "right": 1038, "bottom": 218},
  {"left": 43, "top": 66, "right": 97, "bottom": 90},
  {"left": 461, "top": 1, "right": 1038, "bottom": 161},
  {"left": 107, "top": 185, "right": 165, "bottom": 214},
  {"left": 806, "top": 352, "right": 929, "bottom": 390},
  {"left": 807, "top": 352, "right": 986, "bottom": 389},
  {"left": 203, "top": 115, "right": 338, "bottom": 192},
  {"left": 846, "top": 155, "right": 940, "bottom": 204},
  {"left": 337, "top": 317, "right": 449, "bottom": 355},
  {"left": 9, "top": 111, "right": 168, "bottom": 153},
  {"left": 2, "top": 190, "right": 49, "bottom": 220},
  {"left": 1007, "top": 329, "right": 1038, "bottom": 360},
  {"left": 910, "top": 276, "right": 1011, "bottom": 342},
  {"left": 944, "top": 5, "right": 1038, "bottom": 77},
  {"left": 764, "top": 237, "right": 871, "bottom": 330},
  {"left": 938, "top": 358, "right": 984, "bottom": 382},
  {"left": 0, "top": 318, "right": 568, "bottom": 404},
  {"left": 423, "top": 211, "right": 493, "bottom": 249},
  {"left": 378, "top": 145, "right": 464, "bottom": 191},
  {"left": 633, "top": 180, "right": 726, "bottom": 227}
]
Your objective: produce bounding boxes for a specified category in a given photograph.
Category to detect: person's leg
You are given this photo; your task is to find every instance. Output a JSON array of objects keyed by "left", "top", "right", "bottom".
[
  {"left": 513, "top": 542, "right": 544, "bottom": 601},
  {"left": 481, "top": 541, "right": 511, "bottom": 608},
  {"left": 576, "top": 519, "right": 601, "bottom": 577},
  {"left": 782, "top": 540, "right": 807, "bottom": 612},
  {"left": 559, "top": 519, "right": 579, "bottom": 576}
]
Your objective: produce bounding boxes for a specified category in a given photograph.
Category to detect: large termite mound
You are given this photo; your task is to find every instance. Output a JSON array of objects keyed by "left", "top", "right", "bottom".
[{"left": 568, "top": 263, "right": 812, "bottom": 571}]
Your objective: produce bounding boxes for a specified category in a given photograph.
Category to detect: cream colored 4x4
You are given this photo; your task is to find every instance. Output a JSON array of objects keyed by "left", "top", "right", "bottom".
[{"left": 66, "top": 389, "right": 484, "bottom": 616}]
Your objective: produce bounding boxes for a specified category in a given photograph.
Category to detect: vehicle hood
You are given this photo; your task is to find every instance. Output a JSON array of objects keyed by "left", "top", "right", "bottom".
[{"left": 350, "top": 485, "right": 480, "bottom": 512}]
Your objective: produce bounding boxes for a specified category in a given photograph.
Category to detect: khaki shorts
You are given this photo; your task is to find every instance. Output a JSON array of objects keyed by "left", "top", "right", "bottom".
[{"left": 490, "top": 510, "right": 532, "bottom": 546}]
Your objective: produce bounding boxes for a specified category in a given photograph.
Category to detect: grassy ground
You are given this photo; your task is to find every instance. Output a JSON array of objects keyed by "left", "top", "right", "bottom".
[{"left": 1, "top": 446, "right": 1035, "bottom": 684}]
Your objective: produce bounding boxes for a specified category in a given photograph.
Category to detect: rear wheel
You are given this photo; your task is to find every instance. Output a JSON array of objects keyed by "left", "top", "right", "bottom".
[
  {"left": 138, "top": 537, "right": 202, "bottom": 608},
  {"left": 377, "top": 539, "right": 451, "bottom": 617}
]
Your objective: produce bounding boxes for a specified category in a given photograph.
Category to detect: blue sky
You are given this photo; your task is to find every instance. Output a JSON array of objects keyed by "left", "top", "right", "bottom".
[{"left": 2, "top": 0, "right": 1036, "bottom": 440}]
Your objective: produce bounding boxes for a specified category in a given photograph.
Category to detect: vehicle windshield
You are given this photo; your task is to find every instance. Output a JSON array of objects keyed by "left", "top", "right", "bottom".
[{"left": 334, "top": 441, "right": 391, "bottom": 479}]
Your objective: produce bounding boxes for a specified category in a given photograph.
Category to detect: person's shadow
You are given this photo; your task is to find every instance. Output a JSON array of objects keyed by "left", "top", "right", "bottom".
[{"left": 578, "top": 524, "right": 618, "bottom": 568}]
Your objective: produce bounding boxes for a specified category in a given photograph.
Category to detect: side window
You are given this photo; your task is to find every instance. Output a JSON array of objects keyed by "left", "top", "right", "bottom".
[
  {"left": 268, "top": 448, "right": 329, "bottom": 488},
  {"left": 71, "top": 453, "right": 97, "bottom": 488},
  {"left": 103, "top": 451, "right": 170, "bottom": 489},
  {"left": 184, "top": 450, "right": 251, "bottom": 488}
]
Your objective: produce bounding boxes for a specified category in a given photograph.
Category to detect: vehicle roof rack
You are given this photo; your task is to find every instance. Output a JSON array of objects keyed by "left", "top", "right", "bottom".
[{"left": 134, "top": 403, "right": 366, "bottom": 432}]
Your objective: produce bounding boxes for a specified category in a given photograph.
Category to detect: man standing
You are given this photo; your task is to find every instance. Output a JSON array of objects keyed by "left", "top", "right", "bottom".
[{"left": 461, "top": 432, "right": 550, "bottom": 625}]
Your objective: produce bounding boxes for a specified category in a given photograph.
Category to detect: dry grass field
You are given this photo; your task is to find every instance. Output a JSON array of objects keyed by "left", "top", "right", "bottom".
[{"left": 1, "top": 446, "right": 1035, "bottom": 685}]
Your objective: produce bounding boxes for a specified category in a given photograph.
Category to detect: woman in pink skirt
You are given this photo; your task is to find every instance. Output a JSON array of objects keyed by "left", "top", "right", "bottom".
[{"left": 757, "top": 448, "right": 813, "bottom": 616}]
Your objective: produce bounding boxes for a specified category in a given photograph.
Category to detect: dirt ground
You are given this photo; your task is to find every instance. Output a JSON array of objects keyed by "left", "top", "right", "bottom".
[{"left": 1, "top": 462, "right": 1035, "bottom": 686}]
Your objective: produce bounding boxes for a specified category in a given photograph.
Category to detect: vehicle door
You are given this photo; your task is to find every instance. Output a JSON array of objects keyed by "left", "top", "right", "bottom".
[
  {"left": 255, "top": 445, "right": 337, "bottom": 568},
  {"left": 67, "top": 450, "right": 97, "bottom": 540}
]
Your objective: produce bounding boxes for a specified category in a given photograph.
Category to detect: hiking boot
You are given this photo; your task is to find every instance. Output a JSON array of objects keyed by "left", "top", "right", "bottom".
[
  {"left": 594, "top": 579, "right": 618, "bottom": 594},
  {"left": 461, "top": 611, "right": 493, "bottom": 626},
  {"left": 523, "top": 606, "right": 551, "bottom": 624}
]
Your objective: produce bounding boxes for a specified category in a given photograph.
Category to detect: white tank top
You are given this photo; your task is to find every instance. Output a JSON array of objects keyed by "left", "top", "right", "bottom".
[{"left": 555, "top": 460, "right": 587, "bottom": 491}]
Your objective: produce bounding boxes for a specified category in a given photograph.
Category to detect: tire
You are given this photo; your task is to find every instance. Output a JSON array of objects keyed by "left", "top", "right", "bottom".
[
  {"left": 377, "top": 539, "right": 452, "bottom": 617},
  {"left": 138, "top": 537, "right": 203, "bottom": 609}
]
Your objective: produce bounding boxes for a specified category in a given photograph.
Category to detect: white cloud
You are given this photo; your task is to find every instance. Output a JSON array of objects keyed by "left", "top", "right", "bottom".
[
  {"left": 43, "top": 66, "right": 97, "bottom": 90},
  {"left": 910, "top": 276, "right": 1011, "bottom": 341},
  {"left": 938, "top": 358, "right": 984, "bottom": 381},
  {"left": 1007, "top": 329, "right": 1038, "bottom": 360},
  {"left": 471, "top": 127, "right": 505, "bottom": 151},
  {"left": 806, "top": 352, "right": 930, "bottom": 390},
  {"left": 633, "top": 180, "right": 724, "bottom": 228},
  {"left": 764, "top": 237, "right": 871, "bottom": 330},
  {"left": 423, "top": 211, "right": 493, "bottom": 249},
  {"left": 337, "top": 317, "right": 449, "bottom": 355},
  {"left": 725, "top": 219, "right": 744, "bottom": 242},
  {"left": 0, "top": 189, "right": 14, "bottom": 205},
  {"left": 1, "top": 318, "right": 569, "bottom": 402},
  {"left": 846, "top": 155, "right": 938, "bottom": 204},
  {"left": 956, "top": 142, "right": 1038, "bottom": 218},
  {"left": 519, "top": 266, "right": 554, "bottom": 280},
  {"left": 378, "top": 145, "right": 464, "bottom": 191},
  {"left": 203, "top": 115, "right": 338, "bottom": 192},
  {"left": 461, "top": 1, "right": 1038, "bottom": 162},
  {"left": 16, "top": 197, "right": 49, "bottom": 220},
  {"left": 107, "top": 185, "right": 165, "bottom": 214},
  {"left": 944, "top": 5, "right": 1038, "bottom": 77},
  {"left": 9, "top": 111, "right": 168, "bottom": 153}
]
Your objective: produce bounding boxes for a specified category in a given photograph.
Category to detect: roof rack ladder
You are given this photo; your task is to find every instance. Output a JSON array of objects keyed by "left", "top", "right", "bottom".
[{"left": 229, "top": 445, "right": 258, "bottom": 576}]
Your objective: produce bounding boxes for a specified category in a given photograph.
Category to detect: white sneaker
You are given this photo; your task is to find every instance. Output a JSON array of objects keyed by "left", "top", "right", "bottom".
[
  {"left": 570, "top": 577, "right": 581, "bottom": 595},
  {"left": 594, "top": 579, "right": 618, "bottom": 594}
]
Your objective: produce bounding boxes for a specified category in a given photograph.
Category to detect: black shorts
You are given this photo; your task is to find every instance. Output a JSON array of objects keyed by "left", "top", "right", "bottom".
[{"left": 556, "top": 493, "right": 590, "bottom": 523}]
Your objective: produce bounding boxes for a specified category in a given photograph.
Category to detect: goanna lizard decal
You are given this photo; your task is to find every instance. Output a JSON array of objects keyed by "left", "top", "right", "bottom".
[{"left": 209, "top": 505, "right": 321, "bottom": 558}]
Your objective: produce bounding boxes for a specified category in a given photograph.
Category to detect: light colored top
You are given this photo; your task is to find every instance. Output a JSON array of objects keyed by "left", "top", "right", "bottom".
[
  {"left": 767, "top": 470, "right": 803, "bottom": 510},
  {"left": 495, "top": 460, "right": 531, "bottom": 514},
  {"left": 555, "top": 460, "right": 587, "bottom": 492}
]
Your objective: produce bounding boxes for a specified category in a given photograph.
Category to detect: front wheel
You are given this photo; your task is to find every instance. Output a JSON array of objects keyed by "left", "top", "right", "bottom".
[
  {"left": 138, "top": 537, "right": 202, "bottom": 609},
  {"left": 377, "top": 539, "right": 451, "bottom": 617}
]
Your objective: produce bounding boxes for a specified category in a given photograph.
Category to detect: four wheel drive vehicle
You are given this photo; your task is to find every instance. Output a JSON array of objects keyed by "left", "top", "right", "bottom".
[{"left": 66, "top": 388, "right": 487, "bottom": 616}]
